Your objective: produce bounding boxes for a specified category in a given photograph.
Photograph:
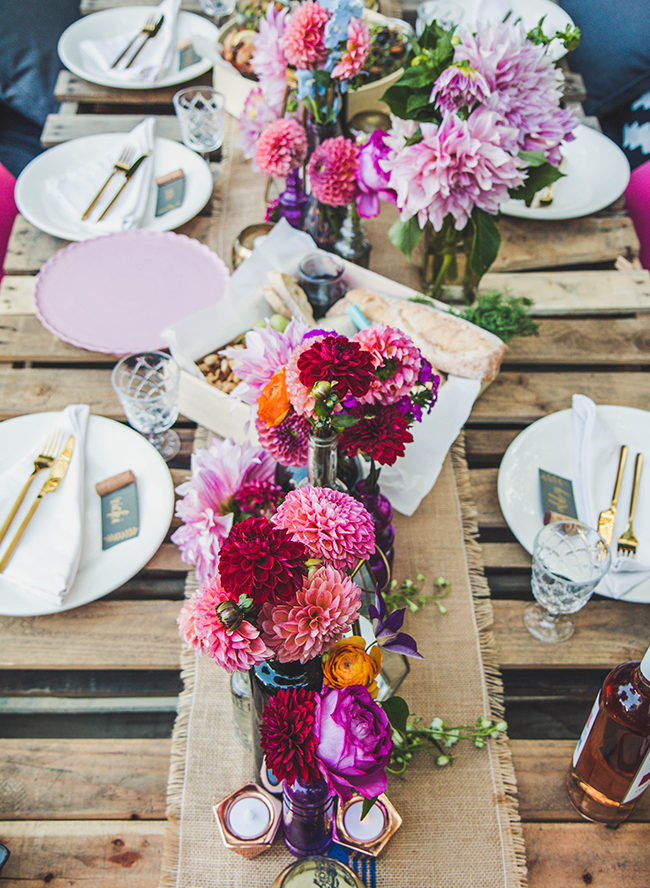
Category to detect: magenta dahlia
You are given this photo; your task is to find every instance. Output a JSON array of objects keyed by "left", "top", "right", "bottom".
[
  {"left": 233, "top": 479, "right": 283, "bottom": 517},
  {"left": 273, "top": 486, "right": 375, "bottom": 571},
  {"left": 297, "top": 334, "right": 375, "bottom": 400},
  {"left": 283, "top": 1, "right": 330, "bottom": 69},
  {"left": 254, "top": 118, "right": 308, "bottom": 178},
  {"left": 218, "top": 515, "right": 308, "bottom": 605},
  {"left": 255, "top": 410, "right": 311, "bottom": 466},
  {"left": 177, "top": 576, "right": 271, "bottom": 673},
  {"left": 260, "top": 688, "right": 321, "bottom": 785},
  {"left": 260, "top": 565, "right": 362, "bottom": 663},
  {"left": 339, "top": 402, "right": 414, "bottom": 465},
  {"left": 307, "top": 137, "right": 360, "bottom": 206},
  {"left": 353, "top": 324, "right": 422, "bottom": 405}
]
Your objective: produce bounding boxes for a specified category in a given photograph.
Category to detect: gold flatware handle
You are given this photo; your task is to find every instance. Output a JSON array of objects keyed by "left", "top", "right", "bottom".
[
  {"left": 0, "top": 494, "right": 43, "bottom": 572},
  {"left": 97, "top": 152, "right": 148, "bottom": 221},
  {"left": 110, "top": 30, "right": 143, "bottom": 69},
  {"left": 611, "top": 445, "right": 628, "bottom": 510},
  {"left": 0, "top": 471, "right": 38, "bottom": 546},
  {"left": 629, "top": 453, "right": 643, "bottom": 523},
  {"left": 124, "top": 15, "right": 164, "bottom": 69},
  {"left": 81, "top": 170, "right": 117, "bottom": 221}
]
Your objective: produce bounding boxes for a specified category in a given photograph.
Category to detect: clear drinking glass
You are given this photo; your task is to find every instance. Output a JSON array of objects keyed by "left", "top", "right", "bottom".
[
  {"left": 111, "top": 351, "right": 181, "bottom": 461},
  {"left": 173, "top": 87, "right": 226, "bottom": 162},
  {"left": 198, "top": 0, "right": 236, "bottom": 21},
  {"left": 525, "top": 520, "right": 611, "bottom": 643}
]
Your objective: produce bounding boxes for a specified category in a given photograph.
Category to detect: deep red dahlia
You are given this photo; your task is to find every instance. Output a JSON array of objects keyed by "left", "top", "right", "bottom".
[
  {"left": 297, "top": 336, "right": 374, "bottom": 400},
  {"left": 218, "top": 516, "right": 308, "bottom": 605},
  {"left": 339, "top": 404, "right": 414, "bottom": 465},
  {"left": 234, "top": 479, "right": 283, "bottom": 517},
  {"left": 260, "top": 687, "right": 322, "bottom": 785}
]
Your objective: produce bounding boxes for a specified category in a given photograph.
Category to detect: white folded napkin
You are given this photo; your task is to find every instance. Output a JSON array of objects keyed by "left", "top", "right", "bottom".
[
  {"left": 572, "top": 394, "right": 650, "bottom": 598},
  {"left": 45, "top": 117, "right": 156, "bottom": 232},
  {"left": 0, "top": 405, "right": 89, "bottom": 606},
  {"left": 79, "top": 0, "right": 181, "bottom": 83}
]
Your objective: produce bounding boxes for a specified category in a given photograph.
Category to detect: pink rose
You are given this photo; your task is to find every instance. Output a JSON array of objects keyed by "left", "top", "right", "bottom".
[{"left": 314, "top": 685, "right": 392, "bottom": 800}]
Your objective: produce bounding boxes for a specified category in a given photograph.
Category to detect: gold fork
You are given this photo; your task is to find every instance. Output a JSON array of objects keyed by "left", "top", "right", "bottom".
[
  {"left": 110, "top": 13, "right": 163, "bottom": 69},
  {"left": 0, "top": 427, "right": 64, "bottom": 546},
  {"left": 617, "top": 453, "right": 643, "bottom": 558},
  {"left": 81, "top": 145, "right": 135, "bottom": 221}
]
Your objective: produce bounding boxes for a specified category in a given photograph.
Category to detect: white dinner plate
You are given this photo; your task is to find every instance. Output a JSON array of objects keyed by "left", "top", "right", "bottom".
[
  {"left": 0, "top": 413, "right": 175, "bottom": 616},
  {"left": 58, "top": 7, "right": 219, "bottom": 89},
  {"left": 498, "top": 405, "right": 650, "bottom": 602},
  {"left": 501, "top": 125, "right": 631, "bottom": 220},
  {"left": 15, "top": 134, "right": 213, "bottom": 242}
]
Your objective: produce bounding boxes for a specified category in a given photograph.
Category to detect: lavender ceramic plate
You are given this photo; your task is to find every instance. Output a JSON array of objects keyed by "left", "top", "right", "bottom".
[{"left": 34, "top": 230, "right": 230, "bottom": 354}]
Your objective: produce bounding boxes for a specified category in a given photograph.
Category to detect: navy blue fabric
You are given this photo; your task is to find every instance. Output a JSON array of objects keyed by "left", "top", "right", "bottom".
[
  {"left": 0, "top": 0, "right": 80, "bottom": 174},
  {"left": 558, "top": 0, "right": 650, "bottom": 119}
]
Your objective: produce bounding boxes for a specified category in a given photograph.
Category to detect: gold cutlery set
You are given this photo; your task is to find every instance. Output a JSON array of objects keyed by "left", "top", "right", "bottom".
[
  {"left": 0, "top": 432, "right": 74, "bottom": 572},
  {"left": 81, "top": 148, "right": 151, "bottom": 222},
  {"left": 598, "top": 445, "right": 644, "bottom": 557},
  {"left": 110, "top": 13, "right": 164, "bottom": 70}
]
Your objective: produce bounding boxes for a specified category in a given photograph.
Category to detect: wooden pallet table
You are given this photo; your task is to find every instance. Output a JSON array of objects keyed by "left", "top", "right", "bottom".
[{"left": 1, "top": 25, "right": 650, "bottom": 887}]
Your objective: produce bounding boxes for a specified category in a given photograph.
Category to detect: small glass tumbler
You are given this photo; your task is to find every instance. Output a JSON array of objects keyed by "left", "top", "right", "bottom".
[
  {"left": 111, "top": 351, "right": 181, "bottom": 461},
  {"left": 230, "top": 670, "right": 252, "bottom": 749},
  {"left": 172, "top": 87, "right": 226, "bottom": 162},
  {"left": 297, "top": 252, "right": 347, "bottom": 319},
  {"left": 525, "top": 520, "right": 611, "bottom": 643}
]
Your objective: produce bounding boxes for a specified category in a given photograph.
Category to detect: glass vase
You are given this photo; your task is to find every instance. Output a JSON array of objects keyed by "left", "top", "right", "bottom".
[
  {"left": 303, "top": 114, "right": 345, "bottom": 250},
  {"left": 421, "top": 221, "right": 480, "bottom": 305},
  {"left": 305, "top": 429, "right": 344, "bottom": 490},
  {"left": 283, "top": 777, "right": 334, "bottom": 857},
  {"left": 277, "top": 168, "right": 307, "bottom": 229},
  {"left": 352, "top": 477, "right": 394, "bottom": 590},
  {"left": 334, "top": 201, "right": 371, "bottom": 269},
  {"left": 250, "top": 656, "right": 324, "bottom": 774}
]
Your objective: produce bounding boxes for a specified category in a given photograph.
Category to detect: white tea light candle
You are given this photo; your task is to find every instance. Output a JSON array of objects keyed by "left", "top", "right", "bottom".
[
  {"left": 227, "top": 795, "right": 271, "bottom": 839},
  {"left": 343, "top": 800, "right": 386, "bottom": 842}
]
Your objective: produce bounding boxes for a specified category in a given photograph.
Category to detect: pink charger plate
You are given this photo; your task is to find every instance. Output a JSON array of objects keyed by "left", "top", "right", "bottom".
[{"left": 34, "top": 230, "right": 230, "bottom": 355}]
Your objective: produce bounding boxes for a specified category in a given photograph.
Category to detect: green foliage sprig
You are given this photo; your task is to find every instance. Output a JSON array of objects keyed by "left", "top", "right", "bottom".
[
  {"left": 384, "top": 574, "right": 451, "bottom": 615},
  {"left": 459, "top": 292, "right": 540, "bottom": 342}
]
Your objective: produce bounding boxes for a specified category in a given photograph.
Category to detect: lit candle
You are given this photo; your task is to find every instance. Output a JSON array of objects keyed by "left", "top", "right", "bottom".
[
  {"left": 343, "top": 801, "right": 386, "bottom": 842},
  {"left": 227, "top": 795, "right": 271, "bottom": 840}
]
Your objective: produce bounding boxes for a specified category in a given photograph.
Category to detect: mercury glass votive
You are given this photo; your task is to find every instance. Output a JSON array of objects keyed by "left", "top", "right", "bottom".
[{"left": 232, "top": 222, "right": 275, "bottom": 269}]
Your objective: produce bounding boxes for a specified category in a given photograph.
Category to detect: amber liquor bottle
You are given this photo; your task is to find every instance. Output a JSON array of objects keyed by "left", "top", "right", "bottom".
[{"left": 566, "top": 646, "right": 650, "bottom": 823}]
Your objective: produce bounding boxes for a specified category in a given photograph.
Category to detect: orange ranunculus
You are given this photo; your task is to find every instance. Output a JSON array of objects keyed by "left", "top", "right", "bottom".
[
  {"left": 322, "top": 636, "right": 383, "bottom": 699},
  {"left": 257, "top": 368, "right": 291, "bottom": 427}
]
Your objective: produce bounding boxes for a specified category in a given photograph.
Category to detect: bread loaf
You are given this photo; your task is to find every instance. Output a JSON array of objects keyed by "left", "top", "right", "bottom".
[{"left": 328, "top": 288, "right": 506, "bottom": 382}]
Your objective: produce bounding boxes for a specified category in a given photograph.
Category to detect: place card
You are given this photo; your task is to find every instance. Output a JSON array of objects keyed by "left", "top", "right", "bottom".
[
  {"left": 155, "top": 169, "right": 185, "bottom": 216},
  {"left": 539, "top": 468, "right": 578, "bottom": 524},
  {"left": 95, "top": 470, "right": 139, "bottom": 550},
  {"left": 177, "top": 39, "right": 202, "bottom": 70}
]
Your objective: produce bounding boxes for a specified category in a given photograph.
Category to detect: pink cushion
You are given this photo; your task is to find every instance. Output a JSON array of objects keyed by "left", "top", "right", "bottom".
[
  {"left": 625, "top": 158, "right": 650, "bottom": 271},
  {"left": 0, "top": 164, "right": 18, "bottom": 282}
]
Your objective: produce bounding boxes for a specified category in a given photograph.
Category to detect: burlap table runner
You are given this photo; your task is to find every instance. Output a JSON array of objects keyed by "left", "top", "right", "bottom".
[{"left": 159, "top": 433, "right": 528, "bottom": 888}]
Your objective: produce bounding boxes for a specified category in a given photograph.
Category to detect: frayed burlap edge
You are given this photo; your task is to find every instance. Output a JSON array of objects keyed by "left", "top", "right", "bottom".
[
  {"left": 450, "top": 433, "right": 529, "bottom": 888},
  {"left": 159, "top": 429, "right": 529, "bottom": 888}
]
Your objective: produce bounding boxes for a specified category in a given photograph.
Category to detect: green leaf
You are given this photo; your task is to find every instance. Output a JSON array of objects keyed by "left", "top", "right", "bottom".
[
  {"left": 460, "top": 292, "right": 540, "bottom": 343},
  {"left": 468, "top": 209, "right": 501, "bottom": 278},
  {"left": 330, "top": 414, "right": 360, "bottom": 430},
  {"left": 518, "top": 149, "right": 547, "bottom": 167},
  {"left": 382, "top": 695, "right": 410, "bottom": 736},
  {"left": 510, "top": 161, "right": 564, "bottom": 206},
  {"left": 360, "top": 796, "right": 380, "bottom": 820},
  {"left": 389, "top": 216, "right": 424, "bottom": 260},
  {"left": 406, "top": 93, "right": 434, "bottom": 114}
]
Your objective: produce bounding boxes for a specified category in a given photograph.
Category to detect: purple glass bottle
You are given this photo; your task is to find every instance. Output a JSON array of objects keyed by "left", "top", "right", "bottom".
[
  {"left": 282, "top": 777, "right": 334, "bottom": 857},
  {"left": 353, "top": 477, "right": 394, "bottom": 589}
]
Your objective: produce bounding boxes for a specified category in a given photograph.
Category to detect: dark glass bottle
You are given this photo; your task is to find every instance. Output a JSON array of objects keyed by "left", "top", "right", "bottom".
[
  {"left": 566, "top": 646, "right": 650, "bottom": 823},
  {"left": 283, "top": 777, "right": 334, "bottom": 857}
]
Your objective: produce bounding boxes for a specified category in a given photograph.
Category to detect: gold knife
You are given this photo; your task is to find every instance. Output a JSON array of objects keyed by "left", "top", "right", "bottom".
[
  {"left": 97, "top": 152, "right": 149, "bottom": 222},
  {"left": 0, "top": 435, "right": 75, "bottom": 572},
  {"left": 597, "top": 444, "right": 628, "bottom": 546}
]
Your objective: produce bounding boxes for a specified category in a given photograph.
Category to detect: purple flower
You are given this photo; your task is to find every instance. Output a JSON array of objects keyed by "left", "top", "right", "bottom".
[
  {"left": 455, "top": 22, "right": 577, "bottom": 159},
  {"left": 383, "top": 107, "right": 527, "bottom": 231},
  {"left": 356, "top": 130, "right": 396, "bottom": 218},
  {"left": 239, "top": 88, "right": 281, "bottom": 161},
  {"left": 251, "top": 4, "right": 291, "bottom": 110},
  {"left": 430, "top": 64, "right": 490, "bottom": 113},
  {"left": 314, "top": 685, "right": 393, "bottom": 801},
  {"left": 368, "top": 587, "right": 423, "bottom": 658}
]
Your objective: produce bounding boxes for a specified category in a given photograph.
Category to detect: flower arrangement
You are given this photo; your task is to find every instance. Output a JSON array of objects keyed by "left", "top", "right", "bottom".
[
  {"left": 224, "top": 318, "right": 439, "bottom": 470},
  {"left": 352, "top": 17, "right": 581, "bottom": 299}
]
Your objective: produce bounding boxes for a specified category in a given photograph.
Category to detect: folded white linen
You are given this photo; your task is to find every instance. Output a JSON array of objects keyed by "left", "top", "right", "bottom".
[
  {"left": 45, "top": 117, "right": 155, "bottom": 232},
  {"left": 0, "top": 405, "right": 89, "bottom": 605},
  {"left": 572, "top": 393, "right": 650, "bottom": 598},
  {"left": 79, "top": 0, "right": 181, "bottom": 84}
]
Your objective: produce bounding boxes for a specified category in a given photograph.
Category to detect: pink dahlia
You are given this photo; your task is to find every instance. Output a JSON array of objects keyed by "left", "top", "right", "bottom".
[
  {"left": 177, "top": 576, "right": 271, "bottom": 672},
  {"left": 252, "top": 3, "right": 291, "bottom": 109},
  {"left": 239, "top": 87, "right": 281, "bottom": 160},
  {"left": 353, "top": 324, "right": 422, "bottom": 405},
  {"left": 331, "top": 17, "right": 370, "bottom": 80},
  {"left": 254, "top": 118, "right": 308, "bottom": 178},
  {"left": 383, "top": 107, "right": 527, "bottom": 231},
  {"left": 308, "top": 137, "right": 360, "bottom": 206},
  {"left": 255, "top": 410, "right": 311, "bottom": 466},
  {"left": 455, "top": 22, "right": 577, "bottom": 159},
  {"left": 284, "top": 336, "right": 325, "bottom": 418},
  {"left": 171, "top": 438, "right": 277, "bottom": 582},
  {"left": 283, "top": 1, "right": 330, "bottom": 69},
  {"left": 273, "top": 486, "right": 375, "bottom": 571},
  {"left": 226, "top": 317, "right": 310, "bottom": 406},
  {"left": 430, "top": 63, "right": 491, "bottom": 113},
  {"left": 260, "top": 565, "right": 362, "bottom": 663}
]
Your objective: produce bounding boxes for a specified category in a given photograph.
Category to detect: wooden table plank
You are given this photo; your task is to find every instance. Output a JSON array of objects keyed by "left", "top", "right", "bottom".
[
  {"left": 0, "top": 739, "right": 170, "bottom": 820},
  {"left": 0, "top": 820, "right": 164, "bottom": 888},
  {"left": 504, "top": 315, "right": 650, "bottom": 364},
  {"left": 0, "top": 367, "right": 121, "bottom": 419},
  {"left": 54, "top": 70, "right": 211, "bottom": 105},
  {"left": 41, "top": 114, "right": 182, "bottom": 147}
]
